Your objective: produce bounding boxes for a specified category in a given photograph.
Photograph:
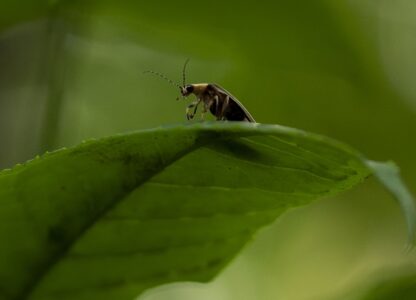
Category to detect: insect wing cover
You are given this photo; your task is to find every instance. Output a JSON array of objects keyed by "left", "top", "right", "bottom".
[{"left": 211, "top": 84, "right": 256, "bottom": 122}]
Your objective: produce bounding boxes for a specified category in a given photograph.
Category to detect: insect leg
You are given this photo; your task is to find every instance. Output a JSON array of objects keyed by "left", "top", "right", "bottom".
[
  {"left": 193, "top": 100, "right": 199, "bottom": 115},
  {"left": 186, "top": 99, "right": 201, "bottom": 120},
  {"left": 218, "top": 95, "right": 229, "bottom": 120},
  {"left": 212, "top": 95, "right": 224, "bottom": 121},
  {"left": 201, "top": 98, "right": 213, "bottom": 121}
]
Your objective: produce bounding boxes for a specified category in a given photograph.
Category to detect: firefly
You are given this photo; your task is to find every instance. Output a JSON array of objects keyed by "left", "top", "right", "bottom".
[{"left": 144, "top": 59, "right": 255, "bottom": 122}]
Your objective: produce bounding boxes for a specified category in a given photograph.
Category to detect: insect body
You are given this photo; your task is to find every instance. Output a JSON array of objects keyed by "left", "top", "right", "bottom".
[
  {"left": 181, "top": 83, "right": 255, "bottom": 122},
  {"left": 144, "top": 60, "right": 256, "bottom": 122}
]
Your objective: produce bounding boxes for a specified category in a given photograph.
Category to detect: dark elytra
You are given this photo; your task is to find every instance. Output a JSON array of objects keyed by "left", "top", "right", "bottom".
[{"left": 205, "top": 84, "right": 250, "bottom": 121}]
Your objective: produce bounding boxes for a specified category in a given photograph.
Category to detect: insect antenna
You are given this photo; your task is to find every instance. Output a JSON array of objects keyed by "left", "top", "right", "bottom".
[
  {"left": 182, "top": 58, "right": 190, "bottom": 87},
  {"left": 143, "top": 70, "right": 181, "bottom": 89}
]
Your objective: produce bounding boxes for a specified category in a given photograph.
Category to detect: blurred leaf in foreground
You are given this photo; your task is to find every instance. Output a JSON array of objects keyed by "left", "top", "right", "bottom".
[
  {"left": 359, "top": 272, "right": 416, "bottom": 300},
  {"left": 327, "top": 266, "right": 416, "bottom": 300},
  {"left": 0, "top": 122, "right": 414, "bottom": 300}
]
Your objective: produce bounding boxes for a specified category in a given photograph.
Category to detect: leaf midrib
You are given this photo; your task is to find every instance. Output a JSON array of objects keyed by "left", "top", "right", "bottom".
[{"left": 19, "top": 140, "right": 202, "bottom": 300}]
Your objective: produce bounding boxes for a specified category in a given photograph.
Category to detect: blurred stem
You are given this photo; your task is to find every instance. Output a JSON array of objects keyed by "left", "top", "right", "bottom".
[{"left": 39, "top": 6, "right": 69, "bottom": 152}]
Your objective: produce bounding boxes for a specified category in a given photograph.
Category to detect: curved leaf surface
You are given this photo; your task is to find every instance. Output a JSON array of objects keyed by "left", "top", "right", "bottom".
[
  {"left": 359, "top": 273, "right": 416, "bottom": 300},
  {"left": 0, "top": 122, "right": 414, "bottom": 300}
]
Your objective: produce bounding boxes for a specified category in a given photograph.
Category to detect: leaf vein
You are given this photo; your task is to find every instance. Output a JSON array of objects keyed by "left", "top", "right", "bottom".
[{"left": 206, "top": 147, "right": 339, "bottom": 182}]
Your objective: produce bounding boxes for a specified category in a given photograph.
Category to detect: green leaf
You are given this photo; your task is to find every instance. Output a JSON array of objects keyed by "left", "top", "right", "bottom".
[
  {"left": 330, "top": 267, "right": 416, "bottom": 300},
  {"left": 0, "top": 122, "right": 414, "bottom": 300},
  {"left": 360, "top": 273, "right": 416, "bottom": 300},
  {"left": 365, "top": 161, "right": 416, "bottom": 246}
]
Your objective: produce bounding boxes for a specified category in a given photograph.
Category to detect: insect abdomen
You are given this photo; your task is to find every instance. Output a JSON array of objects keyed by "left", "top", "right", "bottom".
[
  {"left": 209, "top": 98, "right": 253, "bottom": 122},
  {"left": 224, "top": 100, "right": 252, "bottom": 121},
  {"left": 205, "top": 83, "right": 255, "bottom": 122}
]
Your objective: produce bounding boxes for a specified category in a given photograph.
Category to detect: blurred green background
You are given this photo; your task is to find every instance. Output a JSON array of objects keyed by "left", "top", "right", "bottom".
[{"left": 1, "top": 1, "right": 416, "bottom": 299}]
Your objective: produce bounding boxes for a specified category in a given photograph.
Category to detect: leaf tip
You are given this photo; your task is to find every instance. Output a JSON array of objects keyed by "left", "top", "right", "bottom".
[{"left": 365, "top": 160, "right": 416, "bottom": 246}]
